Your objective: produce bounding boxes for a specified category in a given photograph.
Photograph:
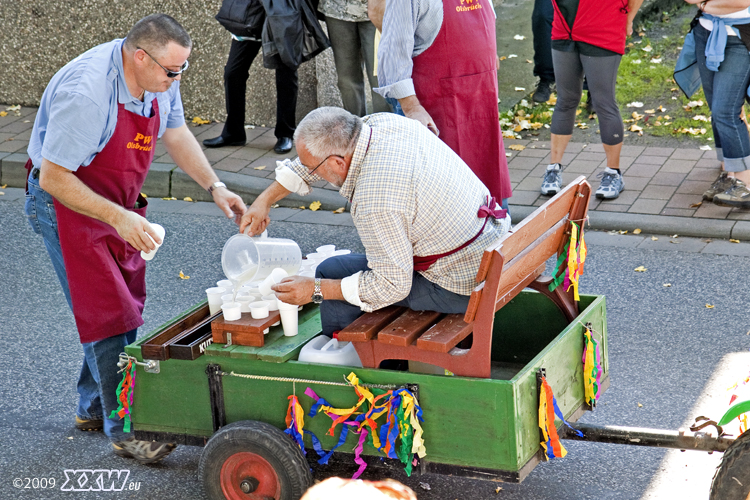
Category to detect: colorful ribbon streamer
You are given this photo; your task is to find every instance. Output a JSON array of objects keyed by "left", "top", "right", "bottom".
[
  {"left": 582, "top": 326, "right": 602, "bottom": 406},
  {"left": 298, "top": 373, "right": 426, "bottom": 478},
  {"left": 109, "top": 358, "right": 136, "bottom": 433},
  {"left": 549, "top": 221, "right": 587, "bottom": 300},
  {"left": 284, "top": 395, "right": 306, "bottom": 454},
  {"left": 538, "top": 376, "right": 583, "bottom": 460}
]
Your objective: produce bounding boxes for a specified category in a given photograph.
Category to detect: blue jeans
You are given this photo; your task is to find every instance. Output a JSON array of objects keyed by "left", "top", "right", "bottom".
[
  {"left": 315, "top": 254, "right": 471, "bottom": 335},
  {"left": 25, "top": 172, "right": 136, "bottom": 442},
  {"left": 694, "top": 24, "right": 750, "bottom": 171}
]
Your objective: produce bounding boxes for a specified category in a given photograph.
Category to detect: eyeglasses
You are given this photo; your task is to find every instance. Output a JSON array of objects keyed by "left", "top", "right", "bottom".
[
  {"left": 306, "top": 154, "right": 343, "bottom": 175},
  {"left": 137, "top": 46, "right": 189, "bottom": 78}
]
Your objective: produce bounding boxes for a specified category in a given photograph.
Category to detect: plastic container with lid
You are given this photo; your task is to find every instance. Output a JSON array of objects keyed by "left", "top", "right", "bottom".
[
  {"left": 298, "top": 335, "right": 363, "bottom": 367},
  {"left": 222, "top": 229, "right": 301, "bottom": 288}
]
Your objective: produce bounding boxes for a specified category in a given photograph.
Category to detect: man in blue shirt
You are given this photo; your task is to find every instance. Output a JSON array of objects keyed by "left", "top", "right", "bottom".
[{"left": 25, "top": 14, "right": 246, "bottom": 464}]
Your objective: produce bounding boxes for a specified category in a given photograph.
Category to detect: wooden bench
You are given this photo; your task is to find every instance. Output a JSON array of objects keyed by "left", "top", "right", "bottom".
[{"left": 337, "top": 176, "right": 592, "bottom": 378}]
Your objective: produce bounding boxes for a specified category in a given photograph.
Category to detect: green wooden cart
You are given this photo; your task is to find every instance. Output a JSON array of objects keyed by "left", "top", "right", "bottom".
[{"left": 122, "top": 290, "right": 611, "bottom": 499}]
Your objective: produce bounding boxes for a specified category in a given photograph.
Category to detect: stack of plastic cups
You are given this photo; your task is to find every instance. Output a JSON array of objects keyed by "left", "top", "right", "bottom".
[
  {"left": 258, "top": 268, "right": 289, "bottom": 296},
  {"left": 277, "top": 300, "right": 299, "bottom": 336},
  {"left": 206, "top": 287, "right": 227, "bottom": 315}
]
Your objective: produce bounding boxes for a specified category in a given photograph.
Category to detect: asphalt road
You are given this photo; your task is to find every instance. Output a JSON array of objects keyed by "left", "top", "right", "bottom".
[{"left": 1, "top": 189, "right": 749, "bottom": 500}]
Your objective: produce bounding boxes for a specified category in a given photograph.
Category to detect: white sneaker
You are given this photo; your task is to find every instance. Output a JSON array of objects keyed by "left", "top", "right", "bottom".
[
  {"left": 595, "top": 168, "right": 625, "bottom": 200},
  {"left": 541, "top": 163, "right": 563, "bottom": 195}
]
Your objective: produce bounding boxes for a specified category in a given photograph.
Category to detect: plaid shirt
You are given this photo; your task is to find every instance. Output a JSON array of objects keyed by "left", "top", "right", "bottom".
[{"left": 275, "top": 113, "right": 509, "bottom": 312}]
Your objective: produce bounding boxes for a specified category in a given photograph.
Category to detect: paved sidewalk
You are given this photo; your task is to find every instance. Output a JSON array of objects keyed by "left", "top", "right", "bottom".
[{"left": 3, "top": 106, "right": 749, "bottom": 239}]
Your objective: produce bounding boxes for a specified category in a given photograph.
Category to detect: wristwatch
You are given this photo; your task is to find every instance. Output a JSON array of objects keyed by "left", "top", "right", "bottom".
[
  {"left": 312, "top": 278, "right": 324, "bottom": 304},
  {"left": 207, "top": 181, "right": 226, "bottom": 195}
]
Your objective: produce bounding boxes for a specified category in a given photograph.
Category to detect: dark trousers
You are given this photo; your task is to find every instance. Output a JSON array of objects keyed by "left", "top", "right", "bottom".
[
  {"left": 222, "top": 39, "right": 298, "bottom": 141},
  {"left": 532, "top": 0, "right": 555, "bottom": 82},
  {"left": 316, "top": 254, "right": 471, "bottom": 336}
]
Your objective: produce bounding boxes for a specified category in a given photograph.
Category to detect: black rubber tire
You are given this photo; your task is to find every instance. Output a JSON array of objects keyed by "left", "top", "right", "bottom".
[
  {"left": 710, "top": 429, "right": 750, "bottom": 500},
  {"left": 199, "top": 420, "right": 312, "bottom": 500}
]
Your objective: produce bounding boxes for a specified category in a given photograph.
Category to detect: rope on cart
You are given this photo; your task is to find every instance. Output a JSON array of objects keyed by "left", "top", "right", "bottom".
[{"left": 220, "top": 370, "right": 399, "bottom": 390}]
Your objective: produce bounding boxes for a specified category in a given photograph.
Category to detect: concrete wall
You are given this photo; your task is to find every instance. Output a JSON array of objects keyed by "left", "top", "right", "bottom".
[{"left": 0, "top": 0, "right": 323, "bottom": 126}]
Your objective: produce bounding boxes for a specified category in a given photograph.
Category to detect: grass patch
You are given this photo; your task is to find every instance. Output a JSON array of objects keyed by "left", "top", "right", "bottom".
[{"left": 501, "top": 5, "right": 715, "bottom": 145}]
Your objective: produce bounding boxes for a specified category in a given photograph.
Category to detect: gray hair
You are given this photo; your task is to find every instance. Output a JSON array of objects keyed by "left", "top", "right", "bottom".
[
  {"left": 124, "top": 14, "right": 192, "bottom": 53},
  {"left": 294, "top": 107, "right": 363, "bottom": 159}
]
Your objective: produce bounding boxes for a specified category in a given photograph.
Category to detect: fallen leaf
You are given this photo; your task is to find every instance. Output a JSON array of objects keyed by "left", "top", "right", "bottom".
[
  {"left": 508, "top": 54, "right": 518, "bottom": 58},
  {"left": 546, "top": 94, "right": 558, "bottom": 105},
  {"left": 633, "top": 228, "right": 642, "bottom": 234},
  {"left": 664, "top": 283, "right": 672, "bottom": 287},
  {"left": 670, "top": 240, "right": 680, "bottom": 244},
  {"left": 700, "top": 145, "right": 712, "bottom": 151},
  {"left": 671, "top": 234, "right": 679, "bottom": 238},
  {"left": 630, "top": 124, "right": 643, "bottom": 134},
  {"left": 638, "top": 403, "right": 643, "bottom": 407},
  {"left": 514, "top": 87, "right": 526, "bottom": 91},
  {"left": 140, "top": 192, "right": 148, "bottom": 198},
  {"left": 632, "top": 111, "right": 644, "bottom": 120},
  {"left": 627, "top": 102, "right": 644, "bottom": 108},
  {"left": 299, "top": 206, "right": 306, "bottom": 210},
  {"left": 495, "top": 487, "right": 503, "bottom": 493},
  {"left": 651, "top": 236, "right": 658, "bottom": 241},
  {"left": 183, "top": 197, "right": 194, "bottom": 202},
  {"left": 254, "top": 165, "right": 266, "bottom": 170},
  {"left": 271, "top": 203, "right": 280, "bottom": 208},
  {"left": 309, "top": 201, "right": 322, "bottom": 211},
  {"left": 244, "top": 124, "right": 255, "bottom": 129},
  {"left": 619, "top": 230, "right": 628, "bottom": 235},
  {"left": 0, "top": 192, "right": 4, "bottom": 195},
  {"left": 505, "top": 152, "right": 512, "bottom": 157},
  {"left": 0, "top": 111, "right": 6, "bottom": 117},
  {"left": 161, "top": 196, "right": 177, "bottom": 201},
  {"left": 730, "top": 239, "right": 741, "bottom": 243},
  {"left": 514, "top": 34, "right": 526, "bottom": 40},
  {"left": 508, "top": 144, "right": 525, "bottom": 151},
  {"left": 179, "top": 270, "right": 190, "bottom": 280},
  {"left": 526, "top": 59, "right": 533, "bottom": 64},
  {"left": 642, "top": 45, "right": 653, "bottom": 52},
  {"left": 706, "top": 304, "right": 714, "bottom": 309},
  {"left": 690, "top": 202, "right": 702, "bottom": 208},
  {"left": 658, "top": 105, "right": 667, "bottom": 112},
  {"left": 687, "top": 100, "right": 704, "bottom": 108},
  {"left": 634, "top": 266, "right": 647, "bottom": 272},
  {"left": 499, "top": 56, "right": 507, "bottom": 61},
  {"left": 650, "top": 57, "right": 662, "bottom": 63},
  {"left": 191, "top": 116, "right": 210, "bottom": 125},
  {"left": 0, "top": 184, "right": 6, "bottom": 189},
  {"left": 332, "top": 207, "right": 345, "bottom": 214},
  {"left": 502, "top": 130, "right": 516, "bottom": 139},
  {"left": 644, "top": 109, "right": 655, "bottom": 114},
  {"left": 693, "top": 115, "right": 710, "bottom": 122},
  {"left": 632, "top": 59, "right": 642, "bottom": 65}
]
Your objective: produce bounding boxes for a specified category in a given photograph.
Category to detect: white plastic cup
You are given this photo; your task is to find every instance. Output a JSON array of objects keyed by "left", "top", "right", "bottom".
[
  {"left": 217, "top": 279, "right": 234, "bottom": 290},
  {"left": 249, "top": 301, "right": 270, "bottom": 319},
  {"left": 316, "top": 245, "right": 336, "bottom": 256},
  {"left": 258, "top": 268, "right": 289, "bottom": 296},
  {"left": 262, "top": 294, "right": 279, "bottom": 311},
  {"left": 221, "top": 294, "right": 235, "bottom": 304},
  {"left": 221, "top": 302, "right": 241, "bottom": 321},
  {"left": 277, "top": 300, "right": 299, "bottom": 336},
  {"left": 332, "top": 249, "right": 351, "bottom": 256},
  {"left": 206, "top": 287, "right": 227, "bottom": 315},
  {"left": 240, "top": 286, "right": 261, "bottom": 296},
  {"left": 141, "top": 223, "right": 166, "bottom": 261},
  {"left": 306, "top": 252, "right": 325, "bottom": 263},
  {"left": 236, "top": 295, "right": 253, "bottom": 313}
]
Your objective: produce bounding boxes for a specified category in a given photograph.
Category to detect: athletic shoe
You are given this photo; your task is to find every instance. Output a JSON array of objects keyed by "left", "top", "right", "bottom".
[
  {"left": 112, "top": 438, "right": 176, "bottom": 464},
  {"left": 541, "top": 163, "right": 563, "bottom": 195},
  {"left": 595, "top": 168, "right": 625, "bottom": 200},
  {"left": 533, "top": 80, "right": 553, "bottom": 103},
  {"left": 713, "top": 178, "right": 750, "bottom": 208},
  {"left": 75, "top": 416, "right": 103, "bottom": 432},
  {"left": 702, "top": 172, "right": 733, "bottom": 201}
]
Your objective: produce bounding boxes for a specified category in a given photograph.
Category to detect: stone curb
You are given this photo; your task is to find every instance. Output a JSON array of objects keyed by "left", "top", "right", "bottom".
[{"left": 510, "top": 205, "right": 748, "bottom": 240}]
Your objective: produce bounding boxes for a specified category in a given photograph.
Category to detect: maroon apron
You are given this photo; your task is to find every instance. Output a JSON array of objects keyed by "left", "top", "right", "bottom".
[
  {"left": 411, "top": 0, "right": 512, "bottom": 201},
  {"left": 54, "top": 100, "right": 159, "bottom": 343},
  {"left": 413, "top": 196, "right": 506, "bottom": 271}
]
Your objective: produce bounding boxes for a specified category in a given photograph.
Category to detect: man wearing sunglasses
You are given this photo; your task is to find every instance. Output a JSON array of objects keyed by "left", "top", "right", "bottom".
[{"left": 25, "top": 14, "right": 246, "bottom": 464}]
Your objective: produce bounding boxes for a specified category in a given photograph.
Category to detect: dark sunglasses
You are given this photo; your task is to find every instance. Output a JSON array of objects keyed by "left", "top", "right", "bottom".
[{"left": 137, "top": 46, "right": 189, "bottom": 78}]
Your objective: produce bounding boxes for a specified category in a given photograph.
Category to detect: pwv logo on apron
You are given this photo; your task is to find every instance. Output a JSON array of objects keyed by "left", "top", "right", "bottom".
[{"left": 126, "top": 133, "right": 154, "bottom": 152}]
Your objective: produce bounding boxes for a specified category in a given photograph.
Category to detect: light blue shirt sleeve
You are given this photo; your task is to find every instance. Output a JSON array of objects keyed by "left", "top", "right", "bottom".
[
  {"left": 41, "top": 91, "right": 108, "bottom": 172},
  {"left": 374, "top": 0, "right": 443, "bottom": 100}
]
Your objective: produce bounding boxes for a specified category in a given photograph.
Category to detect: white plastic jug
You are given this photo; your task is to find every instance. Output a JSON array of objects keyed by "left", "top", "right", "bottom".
[
  {"left": 298, "top": 336, "right": 363, "bottom": 367},
  {"left": 221, "top": 229, "right": 302, "bottom": 289}
]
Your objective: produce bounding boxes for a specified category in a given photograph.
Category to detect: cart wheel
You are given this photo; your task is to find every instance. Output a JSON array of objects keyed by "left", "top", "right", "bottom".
[
  {"left": 199, "top": 420, "right": 312, "bottom": 500},
  {"left": 710, "top": 429, "right": 750, "bottom": 500}
]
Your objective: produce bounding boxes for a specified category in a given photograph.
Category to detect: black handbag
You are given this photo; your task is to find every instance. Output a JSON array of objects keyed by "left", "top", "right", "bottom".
[{"left": 215, "top": 0, "right": 266, "bottom": 38}]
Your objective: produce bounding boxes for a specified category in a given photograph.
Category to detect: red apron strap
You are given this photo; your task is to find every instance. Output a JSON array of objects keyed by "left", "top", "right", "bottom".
[
  {"left": 413, "top": 197, "right": 506, "bottom": 272},
  {"left": 24, "top": 158, "right": 33, "bottom": 194}
]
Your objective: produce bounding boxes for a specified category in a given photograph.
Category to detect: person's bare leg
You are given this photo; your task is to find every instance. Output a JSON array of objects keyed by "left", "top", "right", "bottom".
[
  {"left": 602, "top": 142, "right": 623, "bottom": 170},
  {"left": 550, "top": 133, "right": 572, "bottom": 164}
]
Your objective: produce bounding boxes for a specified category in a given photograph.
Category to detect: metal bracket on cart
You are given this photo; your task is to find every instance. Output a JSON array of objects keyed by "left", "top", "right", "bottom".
[{"left": 117, "top": 353, "right": 160, "bottom": 374}]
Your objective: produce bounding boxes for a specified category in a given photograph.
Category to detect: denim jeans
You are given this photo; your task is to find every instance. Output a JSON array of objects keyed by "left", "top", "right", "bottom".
[
  {"left": 315, "top": 254, "right": 471, "bottom": 335},
  {"left": 326, "top": 17, "right": 390, "bottom": 116},
  {"left": 25, "top": 171, "right": 137, "bottom": 442},
  {"left": 694, "top": 24, "right": 750, "bottom": 171},
  {"left": 532, "top": 0, "right": 555, "bottom": 82}
]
